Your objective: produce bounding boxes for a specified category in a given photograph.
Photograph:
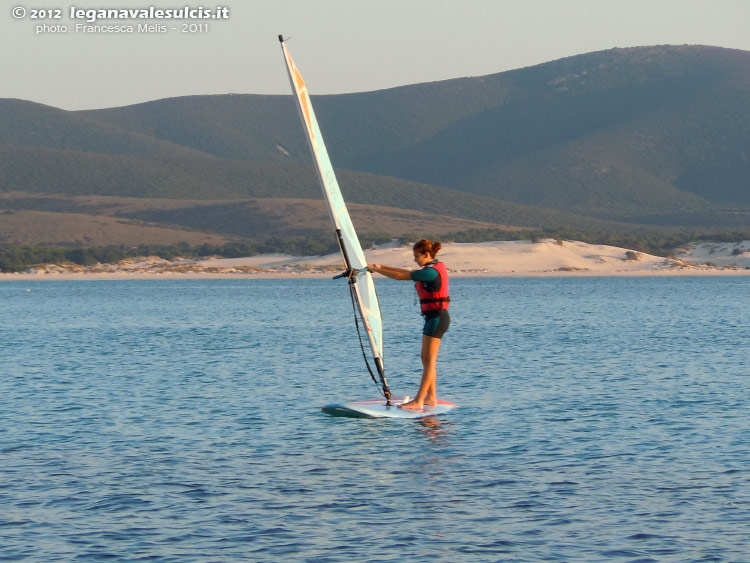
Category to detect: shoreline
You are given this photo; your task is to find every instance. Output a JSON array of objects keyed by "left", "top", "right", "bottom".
[{"left": 2, "top": 240, "right": 749, "bottom": 281}]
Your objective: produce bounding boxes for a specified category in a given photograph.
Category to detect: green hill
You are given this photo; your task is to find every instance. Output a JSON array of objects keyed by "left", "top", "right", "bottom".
[
  {"left": 83, "top": 94, "right": 304, "bottom": 163},
  {"left": 0, "top": 145, "right": 616, "bottom": 241},
  {"left": 1, "top": 44, "right": 749, "bottom": 248},
  {"left": 80, "top": 45, "right": 750, "bottom": 225},
  {"left": 364, "top": 45, "right": 750, "bottom": 218},
  {"left": 0, "top": 99, "right": 208, "bottom": 159}
]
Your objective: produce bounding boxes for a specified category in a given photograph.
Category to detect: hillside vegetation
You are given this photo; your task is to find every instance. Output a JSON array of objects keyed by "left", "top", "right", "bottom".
[
  {"left": 0, "top": 44, "right": 748, "bottom": 251},
  {"left": 81, "top": 45, "right": 750, "bottom": 220}
]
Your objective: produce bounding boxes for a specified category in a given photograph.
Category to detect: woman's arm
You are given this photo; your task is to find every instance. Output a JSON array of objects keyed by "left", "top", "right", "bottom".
[{"left": 367, "top": 263, "right": 413, "bottom": 281}]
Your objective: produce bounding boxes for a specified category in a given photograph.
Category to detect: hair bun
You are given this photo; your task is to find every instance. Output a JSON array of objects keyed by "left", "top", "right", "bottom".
[{"left": 413, "top": 238, "right": 442, "bottom": 257}]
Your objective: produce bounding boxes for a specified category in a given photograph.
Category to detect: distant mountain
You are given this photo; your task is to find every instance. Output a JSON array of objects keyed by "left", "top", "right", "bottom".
[
  {"left": 0, "top": 145, "right": 618, "bottom": 243},
  {"left": 0, "top": 99, "right": 207, "bottom": 159},
  {"left": 0, "top": 193, "right": 506, "bottom": 246},
  {"left": 1, "top": 45, "right": 748, "bottom": 247},
  {"left": 82, "top": 94, "right": 304, "bottom": 163}
]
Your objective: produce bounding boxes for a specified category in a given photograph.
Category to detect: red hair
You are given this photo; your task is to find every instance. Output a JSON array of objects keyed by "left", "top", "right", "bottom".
[{"left": 413, "top": 239, "right": 442, "bottom": 258}]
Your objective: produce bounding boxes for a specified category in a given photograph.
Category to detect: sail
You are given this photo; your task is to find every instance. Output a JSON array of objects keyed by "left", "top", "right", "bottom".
[{"left": 279, "top": 37, "right": 388, "bottom": 397}]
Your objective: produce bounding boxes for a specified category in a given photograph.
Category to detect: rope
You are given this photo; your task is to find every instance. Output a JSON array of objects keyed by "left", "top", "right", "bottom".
[{"left": 347, "top": 277, "right": 386, "bottom": 398}]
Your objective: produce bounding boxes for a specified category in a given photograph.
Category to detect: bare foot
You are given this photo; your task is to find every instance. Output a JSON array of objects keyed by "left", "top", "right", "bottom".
[{"left": 399, "top": 399, "right": 424, "bottom": 410}]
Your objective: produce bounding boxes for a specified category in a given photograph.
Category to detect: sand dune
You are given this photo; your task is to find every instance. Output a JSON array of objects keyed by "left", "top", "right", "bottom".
[{"left": 3, "top": 239, "right": 749, "bottom": 280}]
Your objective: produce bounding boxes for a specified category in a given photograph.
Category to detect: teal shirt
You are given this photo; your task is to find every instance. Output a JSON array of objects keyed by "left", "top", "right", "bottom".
[{"left": 411, "top": 260, "right": 441, "bottom": 291}]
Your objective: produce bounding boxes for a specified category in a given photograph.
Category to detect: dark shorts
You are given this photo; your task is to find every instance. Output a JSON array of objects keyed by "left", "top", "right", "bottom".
[{"left": 423, "top": 310, "right": 450, "bottom": 339}]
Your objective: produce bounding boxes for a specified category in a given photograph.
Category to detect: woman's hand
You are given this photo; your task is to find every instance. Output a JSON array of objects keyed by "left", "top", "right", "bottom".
[{"left": 367, "top": 264, "right": 412, "bottom": 280}]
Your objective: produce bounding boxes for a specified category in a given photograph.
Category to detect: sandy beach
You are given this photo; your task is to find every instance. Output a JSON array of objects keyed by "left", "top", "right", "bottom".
[{"left": 1, "top": 239, "right": 749, "bottom": 281}]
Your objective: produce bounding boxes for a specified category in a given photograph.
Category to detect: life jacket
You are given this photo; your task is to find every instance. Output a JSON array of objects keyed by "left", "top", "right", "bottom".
[{"left": 415, "top": 261, "right": 450, "bottom": 314}]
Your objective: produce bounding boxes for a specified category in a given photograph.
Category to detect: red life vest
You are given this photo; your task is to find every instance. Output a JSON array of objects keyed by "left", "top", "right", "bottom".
[{"left": 415, "top": 261, "right": 450, "bottom": 313}]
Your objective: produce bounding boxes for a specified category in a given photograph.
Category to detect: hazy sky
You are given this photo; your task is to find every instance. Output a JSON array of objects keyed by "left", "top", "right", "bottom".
[{"left": 2, "top": 0, "right": 749, "bottom": 110}]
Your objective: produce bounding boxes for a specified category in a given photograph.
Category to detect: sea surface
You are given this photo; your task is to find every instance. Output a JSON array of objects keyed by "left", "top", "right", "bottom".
[{"left": 1, "top": 276, "right": 749, "bottom": 562}]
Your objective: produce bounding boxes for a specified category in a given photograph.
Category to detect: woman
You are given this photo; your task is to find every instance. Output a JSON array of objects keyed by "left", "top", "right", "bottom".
[{"left": 368, "top": 239, "right": 450, "bottom": 410}]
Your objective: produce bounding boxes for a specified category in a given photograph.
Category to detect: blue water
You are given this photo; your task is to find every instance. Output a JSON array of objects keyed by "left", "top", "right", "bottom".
[{"left": 1, "top": 277, "right": 749, "bottom": 562}]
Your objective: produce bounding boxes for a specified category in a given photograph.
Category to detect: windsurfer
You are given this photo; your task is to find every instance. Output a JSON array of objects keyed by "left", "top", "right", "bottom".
[{"left": 367, "top": 239, "right": 450, "bottom": 410}]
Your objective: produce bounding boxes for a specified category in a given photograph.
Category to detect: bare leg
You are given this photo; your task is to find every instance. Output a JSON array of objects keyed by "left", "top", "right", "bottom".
[{"left": 401, "top": 335, "right": 441, "bottom": 410}]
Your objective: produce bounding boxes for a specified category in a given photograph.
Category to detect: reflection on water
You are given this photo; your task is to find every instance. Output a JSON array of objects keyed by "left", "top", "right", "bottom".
[{"left": 417, "top": 416, "right": 454, "bottom": 445}]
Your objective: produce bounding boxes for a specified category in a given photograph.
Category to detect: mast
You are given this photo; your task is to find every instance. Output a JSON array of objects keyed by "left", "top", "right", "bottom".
[{"left": 278, "top": 36, "right": 391, "bottom": 403}]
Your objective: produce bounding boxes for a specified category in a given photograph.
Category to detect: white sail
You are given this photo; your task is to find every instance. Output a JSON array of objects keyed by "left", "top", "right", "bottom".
[{"left": 279, "top": 37, "right": 389, "bottom": 398}]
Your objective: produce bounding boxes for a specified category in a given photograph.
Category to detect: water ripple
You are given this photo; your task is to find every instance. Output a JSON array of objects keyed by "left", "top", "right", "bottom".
[{"left": 1, "top": 278, "right": 749, "bottom": 561}]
